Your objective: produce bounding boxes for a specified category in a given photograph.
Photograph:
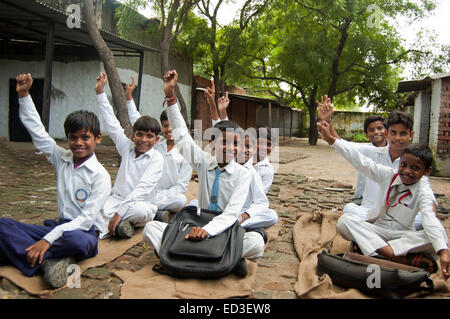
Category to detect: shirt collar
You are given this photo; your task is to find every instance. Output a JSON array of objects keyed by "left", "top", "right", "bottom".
[
  {"left": 63, "top": 151, "right": 99, "bottom": 172},
  {"left": 392, "top": 173, "right": 421, "bottom": 197},
  {"left": 254, "top": 156, "right": 270, "bottom": 167},
  {"left": 208, "top": 159, "right": 237, "bottom": 174}
]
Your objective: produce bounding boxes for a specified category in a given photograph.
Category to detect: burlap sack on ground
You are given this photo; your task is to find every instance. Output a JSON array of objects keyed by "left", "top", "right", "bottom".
[
  {"left": 114, "top": 222, "right": 281, "bottom": 299},
  {"left": 0, "top": 228, "right": 144, "bottom": 296},
  {"left": 293, "top": 211, "right": 450, "bottom": 299}
]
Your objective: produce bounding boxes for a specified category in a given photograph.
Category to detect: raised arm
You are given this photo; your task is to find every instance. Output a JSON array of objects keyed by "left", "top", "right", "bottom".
[
  {"left": 318, "top": 120, "right": 393, "bottom": 184},
  {"left": 16, "top": 73, "right": 64, "bottom": 164},
  {"left": 95, "top": 72, "right": 130, "bottom": 155},
  {"left": 204, "top": 80, "right": 221, "bottom": 126},
  {"left": 125, "top": 76, "right": 141, "bottom": 125},
  {"left": 164, "top": 70, "right": 208, "bottom": 171}
]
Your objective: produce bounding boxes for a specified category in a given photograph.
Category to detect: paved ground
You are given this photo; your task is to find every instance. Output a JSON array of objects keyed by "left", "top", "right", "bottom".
[{"left": 0, "top": 137, "right": 448, "bottom": 299}]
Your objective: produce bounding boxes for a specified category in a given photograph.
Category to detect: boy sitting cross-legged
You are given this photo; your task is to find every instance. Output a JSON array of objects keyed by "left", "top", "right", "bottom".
[
  {"left": 317, "top": 120, "right": 449, "bottom": 280},
  {"left": 317, "top": 96, "right": 435, "bottom": 231},
  {"left": 95, "top": 72, "right": 164, "bottom": 239},
  {"left": 0, "top": 73, "right": 111, "bottom": 288},
  {"left": 144, "top": 70, "right": 266, "bottom": 274},
  {"left": 124, "top": 77, "right": 193, "bottom": 222}
]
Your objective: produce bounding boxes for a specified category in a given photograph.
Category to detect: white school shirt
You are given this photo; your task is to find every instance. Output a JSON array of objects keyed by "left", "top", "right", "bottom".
[
  {"left": 167, "top": 102, "right": 252, "bottom": 236},
  {"left": 241, "top": 159, "right": 270, "bottom": 218},
  {"left": 96, "top": 93, "right": 163, "bottom": 218},
  {"left": 349, "top": 142, "right": 435, "bottom": 208},
  {"left": 126, "top": 99, "right": 192, "bottom": 195},
  {"left": 332, "top": 138, "right": 447, "bottom": 253},
  {"left": 153, "top": 138, "right": 193, "bottom": 195},
  {"left": 253, "top": 156, "right": 274, "bottom": 194},
  {"left": 19, "top": 95, "right": 111, "bottom": 244}
]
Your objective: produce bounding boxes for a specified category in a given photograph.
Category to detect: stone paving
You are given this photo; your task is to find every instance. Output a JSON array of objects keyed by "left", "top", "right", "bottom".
[{"left": 0, "top": 139, "right": 448, "bottom": 299}]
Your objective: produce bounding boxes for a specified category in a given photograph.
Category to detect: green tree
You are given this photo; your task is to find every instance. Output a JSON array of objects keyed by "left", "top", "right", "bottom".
[
  {"left": 116, "top": 0, "right": 199, "bottom": 125},
  {"left": 231, "top": 0, "right": 438, "bottom": 145}
]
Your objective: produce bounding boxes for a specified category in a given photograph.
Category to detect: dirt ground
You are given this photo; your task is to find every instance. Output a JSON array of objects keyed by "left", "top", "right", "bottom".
[{"left": 0, "top": 137, "right": 448, "bottom": 299}]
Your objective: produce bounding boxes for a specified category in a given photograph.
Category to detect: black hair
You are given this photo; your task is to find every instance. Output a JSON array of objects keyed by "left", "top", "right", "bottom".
[
  {"left": 401, "top": 144, "right": 433, "bottom": 169},
  {"left": 364, "top": 115, "right": 386, "bottom": 133},
  {"left": 256, "top": 127, "right": 272, "bottom": 144},
  {"left": 133, "top": 115, "right": 161, "bottom": 136},
  {"left": 64, "top": 110, "right": 101, "bottom": 138},
  {"left": 213, "top": 120, "right": 239, "bottom": 131},
  {"left": 160, "top": 110, "right": 168, "bottom": 123},
  {"left": 386, "top": 110, "right": 413, "bottom": 131}
]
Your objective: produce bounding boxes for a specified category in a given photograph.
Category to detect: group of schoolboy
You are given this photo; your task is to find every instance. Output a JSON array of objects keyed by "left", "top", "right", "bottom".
[
  {"left": 0, "top": 70, "right": 278, "bottom": 289},
  {"left": 0, "top": 69, "right": 448, "bottom": 291}
]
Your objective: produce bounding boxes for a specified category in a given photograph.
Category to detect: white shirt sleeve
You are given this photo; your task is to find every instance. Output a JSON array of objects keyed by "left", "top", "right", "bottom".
[
  {"left": 96, "top": 93, "right": 130, "bottom": 156},
  {"left": 18, "top": 95, "right": 65, "bottom": 165},
  {"left": 202, "top": 169, "right": 252, "bottom": 236},
  {"left": 166, "top": 103, "right": 209, "bottom": 172},
  {"left": 332, "top": 138, "right": 393, "bottom": 185},
  {"left": 418, "top": 186, "right": 448, "bottom": 253},
  {"left": 43, "top": 169, "right": 111, "bottom": 245},
  {"left": 126, "top": 98, "right": 141, "bottom": 125},
  {"left": 117, "top": 154, "right": 164, "bottom": 217},
  {"left": 211, "top": 116, "right": 228, "bottom": 127},
  {"left": 165, "top": 160, "right": 193, "bottom": 195},
  {"left": 245, "top": 173, "right": 270, "bottom": 218}
]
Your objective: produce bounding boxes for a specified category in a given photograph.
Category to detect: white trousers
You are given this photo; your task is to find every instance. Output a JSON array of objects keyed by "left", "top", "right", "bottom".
[
  {"left": 120, "top": 201, "right": 158, "bottom": 227},
  {"left": 241, "top": 209, "right": 278, "bottom": 229},
  {"left": 143, "top": 220, "right": 265, "bottom": 260},
  {"left": 155, "top": 192, "right": 187, "bottom": 213},
  {"left": 343, "top": 203, "right": 424, "bottom": 231},
  {"left": 337, "top": 213, "right": 447, "bottom": 259}
]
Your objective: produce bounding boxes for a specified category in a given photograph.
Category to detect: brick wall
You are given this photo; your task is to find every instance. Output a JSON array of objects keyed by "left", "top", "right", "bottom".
[{"left": 437, "top": 77, "right": 450, "bottom": 155}]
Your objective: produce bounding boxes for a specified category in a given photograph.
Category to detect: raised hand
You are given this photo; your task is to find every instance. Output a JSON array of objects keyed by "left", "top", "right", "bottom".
[
  {"left": 163, "top": 70, "right": 178, "bottom": 98},
  {"left": 125, "top": 76, "right": 136, "bottom": 100},
  {"left": 95, "top": 72, "right": 108, "bottom": 95},
  {"left": 16, "top": 73, "right": 33, "bottom": 98},
  {"left": 317, "top": 94, "right": 334, "bottom": 123},
  {"left": 317, "top": 120, "right": 336, "bottom": 145},
  {"left": 204, "top": 79, "right": 215, "bottom": 106},
  {"left": 218, "top": 91, "right": 230, "bottom": 119}
]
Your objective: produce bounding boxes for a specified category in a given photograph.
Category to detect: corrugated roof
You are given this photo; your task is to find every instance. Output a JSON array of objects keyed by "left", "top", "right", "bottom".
[
  {"left": 0, "top": 0, "right": 160, "bottom": 54},
  {"left": 396, "top": 72, "right": 450, "bottom": 93}
]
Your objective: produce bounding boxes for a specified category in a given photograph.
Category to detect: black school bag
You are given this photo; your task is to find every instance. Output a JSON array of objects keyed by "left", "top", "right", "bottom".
[
  {"left": 316, "top": 250, "right": 434, "bottom": 299},
  {"left": 152, "top": 206, "right": 246, "bottom": 278}
]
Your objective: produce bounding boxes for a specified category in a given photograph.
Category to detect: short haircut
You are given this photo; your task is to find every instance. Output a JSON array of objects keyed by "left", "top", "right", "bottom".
[
  {"left": 64, "top": 110, "right": 101, "bottom": 138},
  {"left": 386, "top": 110, "right": 413, "bottom": 131},
  {"left": 160, "top": 110, "right": 168, "bottom": 123},
  {"left": 256, "top": 127, "right": 272, "bottom": 143},
  {"left": 364, "top": 115, "right": 386, "bottom": 133},
  {"left": 133, "top": 115, "right": 161, "bottom": 136},
  {"left": 213, "top": 120, "right": 239, "bottom": 132},
  {"left": 402, "top": 144, "right": 433, "bottom": 169}
]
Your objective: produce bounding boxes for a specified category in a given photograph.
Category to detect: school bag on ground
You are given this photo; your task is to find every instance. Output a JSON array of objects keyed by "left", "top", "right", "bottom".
[
  {"left": 152, "top": 206, "right": 246, "bottom": 278},
  {"left": 316, "top": 250, "right": 434, "bottom": 299}
]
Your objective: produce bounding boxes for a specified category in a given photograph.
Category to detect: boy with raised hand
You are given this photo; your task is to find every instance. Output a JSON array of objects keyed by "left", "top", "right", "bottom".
[
  {"left": 95, "top": 72, "right": 163, "bottom": 239},
  {"left": 204, "top": 90, "right": 278, "bottom": 232},
  {"left": 317, "top": 96, "right": 431, "bottom": 231},
  {"left": 317, "top": 120, "right": 449, "bottom": 279},
  {"left": 123, "top": 77, "right": 193, "bottom": 222},
  {"left": 144, "top": 70, "right": 266, "bottom": 270},
  {"left": 352, "top": 115, "right": 388, "bottom": 205},
  {"left": 0, "top": 73, "right": 111, "bottom": 288}
]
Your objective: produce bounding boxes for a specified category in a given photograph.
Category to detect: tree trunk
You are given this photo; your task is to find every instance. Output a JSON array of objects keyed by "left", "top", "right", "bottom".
[
  {"left": 161, "top": 47, "right": 189, "bottom": 126},
  {"left": 82, "top": 0, "right": 132, "bottom": 137},
  {"left": 307, "top": 85, "right": 319, "bottom": 145}
]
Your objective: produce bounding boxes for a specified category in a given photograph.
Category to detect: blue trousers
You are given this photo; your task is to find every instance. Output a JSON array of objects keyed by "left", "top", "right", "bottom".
[{"left": 0, "top": 218, "right": 98, "bottom": 277}]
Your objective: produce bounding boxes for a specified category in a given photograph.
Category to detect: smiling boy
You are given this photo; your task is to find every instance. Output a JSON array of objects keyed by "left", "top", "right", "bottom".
[
  {"left": 95, "top": 72, "right": 164, "bottom": 239},
  {"left": 318, "top": 120, "right": 449, "bottom": 279},
  {"left": 0, "top": 73, "right": 111, "bottom": 288}
]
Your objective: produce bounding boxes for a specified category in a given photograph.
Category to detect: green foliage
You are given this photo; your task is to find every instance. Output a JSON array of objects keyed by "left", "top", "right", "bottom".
[{"left": 352, "top": 133, "right": 370, "bottom": 143}]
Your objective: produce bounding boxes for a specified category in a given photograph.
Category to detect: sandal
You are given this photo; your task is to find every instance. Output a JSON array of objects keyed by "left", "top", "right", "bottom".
[{"left": 406, "top": 252, "right": 438, "bottom": 274}]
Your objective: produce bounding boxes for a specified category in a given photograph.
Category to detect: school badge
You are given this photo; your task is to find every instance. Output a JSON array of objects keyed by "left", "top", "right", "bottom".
[{"left": 75, "top": 188, "right": 88, "bottom": 202}]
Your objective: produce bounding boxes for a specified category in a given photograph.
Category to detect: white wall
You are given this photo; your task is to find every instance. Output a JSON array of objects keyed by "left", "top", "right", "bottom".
[
  {"left": 429, "top": 79, "right": 442, "bottom": 153},
  {"left": 0, "top": 59, "right": 102, "bottom": 139},
  {"left": 0, "top": 60, "right": 191, "bottom": 140}
]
